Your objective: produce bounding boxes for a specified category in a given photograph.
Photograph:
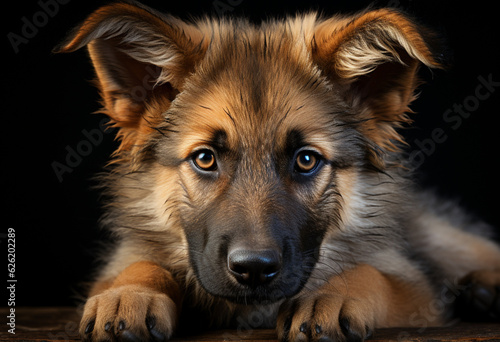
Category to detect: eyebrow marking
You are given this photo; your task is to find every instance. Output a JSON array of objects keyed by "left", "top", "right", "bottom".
[{"left": 210, "top": 129, "right": 229, "bottom": 151}]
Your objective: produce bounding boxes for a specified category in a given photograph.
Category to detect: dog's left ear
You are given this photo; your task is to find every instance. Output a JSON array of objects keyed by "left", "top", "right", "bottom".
[
  {"left": 312, "top": 9, "right": 443, "bottom": 167},
  {"left": 53, "top": 2, "right": 206, "bottom": 155}
]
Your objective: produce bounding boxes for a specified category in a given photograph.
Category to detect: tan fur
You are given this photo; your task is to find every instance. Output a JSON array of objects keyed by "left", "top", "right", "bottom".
[
  {"left": 277, "top": 264, "right": 439, "bottom": 341},
  {"left": 55, "top": 2, "right": 500, "bottom": 341},
  {"left": 412, "top": 209, "right": 500, "bottom": 279}
]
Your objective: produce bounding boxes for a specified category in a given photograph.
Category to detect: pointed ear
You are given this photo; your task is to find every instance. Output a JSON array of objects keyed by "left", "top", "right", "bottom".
[
  {"left": 312, "top": 9, "right": 443, "bottom": 167},
  {"left": 54, "top": 1, "right": 206, "bottom": 153}
]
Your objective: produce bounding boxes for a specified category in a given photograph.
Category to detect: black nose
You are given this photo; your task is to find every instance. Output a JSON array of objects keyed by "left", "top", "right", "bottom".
[{"left": 228, "top": 249, "right": 281, "bottom": 287}]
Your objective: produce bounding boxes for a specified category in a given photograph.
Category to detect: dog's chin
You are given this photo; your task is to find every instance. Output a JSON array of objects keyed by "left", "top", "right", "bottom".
[
  {"left": 215, "top": 290, "right": 288, "bottom": 305},
  {"left": 200, "top": 279, "right": 305, "bottom": 305},
  {"left": 224, "top": 289, "right": 288, "bottom": 305}
]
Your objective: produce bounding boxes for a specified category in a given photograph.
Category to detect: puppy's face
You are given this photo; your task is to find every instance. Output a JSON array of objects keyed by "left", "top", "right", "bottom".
[
  {"left": 56, "top": 3, "right": 441, "bottom": 303},
  {"left": 154, "top": 42, "right": 359, "bottom": 302}
]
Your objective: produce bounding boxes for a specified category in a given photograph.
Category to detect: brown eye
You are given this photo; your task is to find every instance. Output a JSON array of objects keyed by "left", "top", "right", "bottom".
[
  {"left": 295, "top": 151, "right": 319, "bottom": 173},
  {"left": 193, "top": 150, "right": 217, "bottom": 171}
]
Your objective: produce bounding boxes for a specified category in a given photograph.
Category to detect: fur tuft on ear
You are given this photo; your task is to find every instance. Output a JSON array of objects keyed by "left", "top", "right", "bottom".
[
  {"left": 312, "top": 8, "right": 443, "bottom": 168},
  {"left": 54, "top": 1, "right": 207, "bottom": 157},
  {"left": 313, "top": 9, "right": 441, "bottom": 78}
]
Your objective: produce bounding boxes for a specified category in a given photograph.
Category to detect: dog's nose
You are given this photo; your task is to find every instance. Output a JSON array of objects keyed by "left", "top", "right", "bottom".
[{"left": 227, "top": 249, "right": 281, "bottom": 287}]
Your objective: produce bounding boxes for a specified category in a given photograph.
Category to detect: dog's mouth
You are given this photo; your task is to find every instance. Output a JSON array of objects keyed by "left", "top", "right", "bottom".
[
  {"left": 191, "top": 246, "right": 315, "bottom": 305},
  {"left": 205, "top": 271, "right": 309, "bottom": 305}
]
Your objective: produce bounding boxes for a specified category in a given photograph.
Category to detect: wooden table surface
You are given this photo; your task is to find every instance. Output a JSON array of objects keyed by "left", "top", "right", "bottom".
[{"left": 1, "top": 307, "right": 499, "bottom": 341}]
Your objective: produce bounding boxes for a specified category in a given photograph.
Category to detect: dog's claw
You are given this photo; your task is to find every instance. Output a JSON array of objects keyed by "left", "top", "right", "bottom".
[
  {"left": 120, "top": 330, "right": 142, "bottom": 342},
  {"left": 317, "top": 337, "right": 334, "bottom": 342},
  {"left": 340, "top": 317, "right": 364, "bottom": 342},
  {"left": 85, "top": 320, "right": 95, "bottom": 334},
  {"left": 473, "top": 285, "right": 495, "bottom": 311},
  {"left": 150, "top": 329, "right": 167, "bottom": 342},
  {"left": 118, "top": 320, "right": 126, "bottom": 331},
  {"left": 146, "top": 316, "right": 156, "bottom": 330},
  {"left": 147, "top": 316, "right": 167, "bottom": 342}
]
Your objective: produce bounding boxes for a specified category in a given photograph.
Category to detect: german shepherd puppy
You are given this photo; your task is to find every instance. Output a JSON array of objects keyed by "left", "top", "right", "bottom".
[{"left": 55, "top": 1, "right": 500, "bottom": 341}]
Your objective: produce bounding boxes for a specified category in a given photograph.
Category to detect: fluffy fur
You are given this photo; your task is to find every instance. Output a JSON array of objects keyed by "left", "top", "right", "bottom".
[{"left": 55, "top": 1, "right": 500, "bottom": 341}]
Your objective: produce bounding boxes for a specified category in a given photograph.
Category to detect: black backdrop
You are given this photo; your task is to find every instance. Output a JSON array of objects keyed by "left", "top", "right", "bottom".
[{"left": 4, "top": 0, "right": 500, "bottom": 307}]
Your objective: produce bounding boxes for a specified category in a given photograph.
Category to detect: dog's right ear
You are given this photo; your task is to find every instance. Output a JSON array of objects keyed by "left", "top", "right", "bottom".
[
  {"left": 53, "top": 1, "right": 206, "bottom": 154},
  {"left": 310, "top": 8, "right": 444, "bottom": 169}
]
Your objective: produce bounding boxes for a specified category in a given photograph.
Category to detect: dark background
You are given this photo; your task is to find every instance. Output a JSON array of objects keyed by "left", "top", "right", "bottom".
[{"left": 4, "top": 0, "right": 500, "bottom": 307}]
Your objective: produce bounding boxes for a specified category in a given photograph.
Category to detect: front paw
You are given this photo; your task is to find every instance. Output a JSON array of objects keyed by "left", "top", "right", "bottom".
[
  {"left": 277, "top": 291, "right": 375, "bottom": 342},
  {"left": 80, "top": 284, "right": 178, "bottom": 341}
]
